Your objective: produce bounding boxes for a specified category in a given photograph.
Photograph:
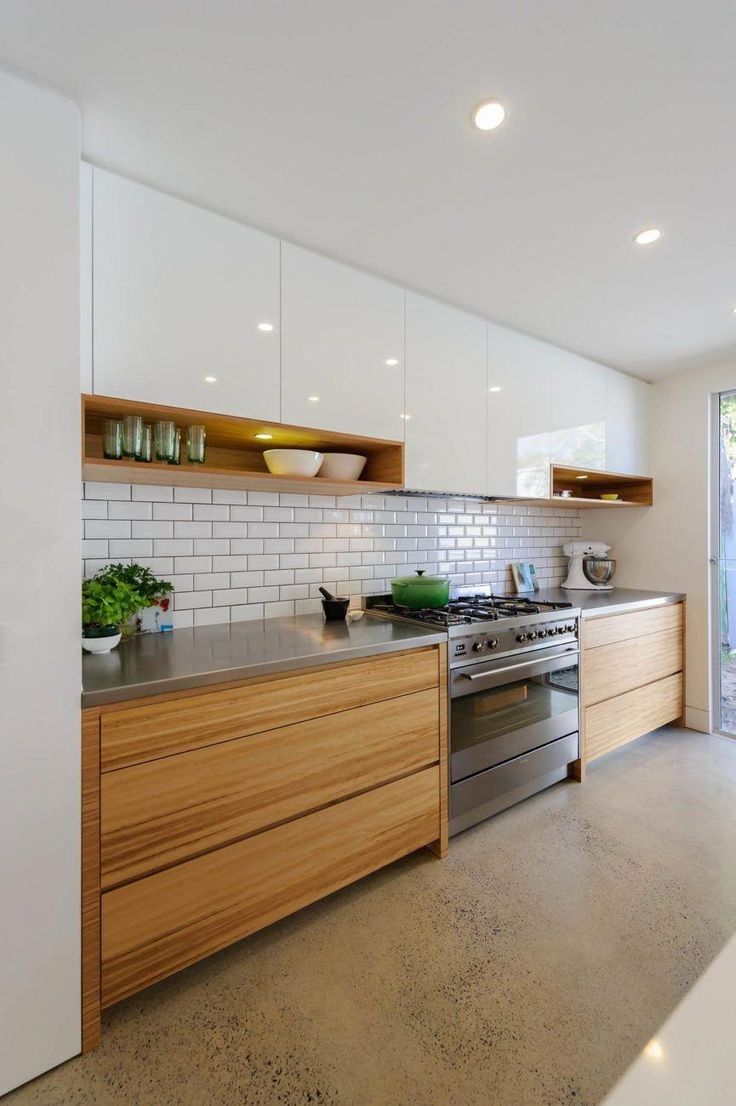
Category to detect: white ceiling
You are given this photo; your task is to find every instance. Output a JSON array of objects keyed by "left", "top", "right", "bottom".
[{"left": 2, "top": 0, "right": 735, "bottom": 381}]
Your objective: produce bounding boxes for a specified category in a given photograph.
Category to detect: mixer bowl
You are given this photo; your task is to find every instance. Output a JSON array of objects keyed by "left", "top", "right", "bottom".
[{"left": 582, "top": 557, "right": 616, "bottom": 586}]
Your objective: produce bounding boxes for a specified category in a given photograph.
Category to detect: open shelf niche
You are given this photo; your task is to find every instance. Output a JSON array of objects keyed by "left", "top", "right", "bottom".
[
  {"left": 82, "top": 395, "right": 404, "bottom": 495},
  {"left": 549, "top": 464, "right": 653, "bottom": 508}
]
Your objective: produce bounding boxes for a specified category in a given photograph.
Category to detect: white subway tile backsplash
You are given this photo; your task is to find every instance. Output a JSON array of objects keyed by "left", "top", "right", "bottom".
[
  {"left": 175, "top": 521, "right": 212, "bottom": 538},
  {"left": 174, "top": 487, "right": 212, "bottom": 503},
  {"left": 108, "top": 501, "right": 152, "bottom": 520},
  {"left": 133, "top": 484, "right": 171, "bottom": 502},
  {"left": 153, "top": 502, "right": 193, "bottom": 521},
  {"left": 82, "top": 485, "right": 580, "bottom": 627},
  {"left": 154, "top": 539, "right": 194, "bottom": 556},
  {"left": 194, "top": 607, "right": 230, "bottom": 626},
  {"left": 82, "top": 539, "right": 108, "bottom": 558},
  {"left": 132, "top": 521, "right": 174, "bottom": 539},
  {"left": 109, "top": 539, "right": 153, "bottom": 557},
  {"left": 86, "top": 481, "right": 131, "bottom": 500}
]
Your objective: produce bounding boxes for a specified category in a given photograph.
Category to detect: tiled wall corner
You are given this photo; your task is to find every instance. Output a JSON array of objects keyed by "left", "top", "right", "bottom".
[{"left": 82, "top": 483, "right": 582, "bottom": 628}]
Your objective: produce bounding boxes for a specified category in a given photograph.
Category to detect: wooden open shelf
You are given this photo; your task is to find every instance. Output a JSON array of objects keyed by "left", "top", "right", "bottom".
[
  {"left": 82, "top": 395, "right": 404, "bottom": 495},
  {"left": 549, "top": 464, "right": 653, "bottom": 508}
]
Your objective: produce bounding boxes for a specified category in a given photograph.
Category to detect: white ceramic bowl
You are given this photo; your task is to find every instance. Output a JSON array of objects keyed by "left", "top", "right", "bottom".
[
  {"left": 318, "top": 453, "right": 367, "bottom": 481},
  {"left": 263, "top": 449, "right": 324, "bottom": 477},
  {"left": 82, "top": 631, "right": 122, "bottom": 654}
]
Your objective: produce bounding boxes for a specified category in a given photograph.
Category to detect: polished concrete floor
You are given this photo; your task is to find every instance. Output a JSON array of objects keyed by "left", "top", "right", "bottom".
[{"left": 9, "top": 726, "right": 736, "bottom": 1106}]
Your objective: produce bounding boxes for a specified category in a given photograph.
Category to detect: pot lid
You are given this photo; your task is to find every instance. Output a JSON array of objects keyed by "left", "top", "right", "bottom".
[{"left": 390, "top": 570, "right": 450, "bottom": 586}]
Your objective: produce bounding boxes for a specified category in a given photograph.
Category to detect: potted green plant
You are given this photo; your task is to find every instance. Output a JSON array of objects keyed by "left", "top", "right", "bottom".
[
  {"left": 95, "top": 563, "right": 174, "bottom": 633},
  {"left": 81, "top": 576, "right": 143, "bottom": 654}
]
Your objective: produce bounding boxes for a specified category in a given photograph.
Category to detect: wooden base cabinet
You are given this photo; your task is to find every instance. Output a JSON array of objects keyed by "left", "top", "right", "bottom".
[
  {"left": 580, "top": 603, "right": 684, "bottom": 765},
  {"left": 82, "top": 644, "right": 448, "bottom": 1049}
]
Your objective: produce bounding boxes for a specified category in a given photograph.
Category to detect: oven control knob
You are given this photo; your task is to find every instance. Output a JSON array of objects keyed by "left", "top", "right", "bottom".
[
  {"left": 566, "top": 623, "right": 576, "bottom": 633},
  {"left": 538, "top": 628, "right": 548, "bottom": 638},
  {"left": 516, "top": 633, "right": 528, "bottom": 643},
  {"left": 488, "top": 638, "right": 499, "bottom": 649},
  {"left": 528, "top": 631, "right": 538, "bottom": 640},
  {"left": 472, "top": 641, "right": 484, "bottom": 652}
]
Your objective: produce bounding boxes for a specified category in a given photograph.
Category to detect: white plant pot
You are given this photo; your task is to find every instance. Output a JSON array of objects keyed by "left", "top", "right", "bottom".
[{"left": 82, "top": 631, "right": 122, "bottom": 654}]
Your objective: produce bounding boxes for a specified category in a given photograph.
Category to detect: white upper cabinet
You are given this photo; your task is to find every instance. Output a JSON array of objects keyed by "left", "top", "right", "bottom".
[
  {"left": 79, "top": 162, "right": 93, "bottom": 394},
  {"left": 486, "top": 323, "right": 553, "bottom": 498},
  {"left": 404, "top": 293, "right": 486, "bottom": 494},
  {"left": 546, "top": 347, "right": 606, "bottom": 470},
  {"left": 280, "top": 243, "right": 405, "bottom": 440},
  {"left": 92, "top": 169, "right": 281, "bottom": 419},
  {"left": 605, "top": 368, "right": 650, "bottom": 475}
]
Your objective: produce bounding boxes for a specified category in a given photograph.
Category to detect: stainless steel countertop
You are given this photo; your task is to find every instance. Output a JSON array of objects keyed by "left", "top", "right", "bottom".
[
  {"left": 534, "top": 586, "right": 685, "bottom": 618},
  {"left": 82, "top": 613, "right": 447, "bottom": 707}
]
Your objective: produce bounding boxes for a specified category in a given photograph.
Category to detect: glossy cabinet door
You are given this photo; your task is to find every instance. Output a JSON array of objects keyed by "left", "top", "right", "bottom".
[
  {"left": 486, "top": 322, "right": 553, "bottom": 498},
  {"left": 80, "top": 162, "right": 93, "bottom": 394},
  {"left": 404, "top": 293, "right": 486, "bottom": 494},
  {"left": 546, "top": 347, "right": 606, "bottom": 470},
  {"left": 281, "top": 243, "right": 405, "bottom": 439},
  {"left": 605, "top": 368, "right": 650, "bottom": 475},
  {"left": 92, "top": 169, "right": 280, "bottom": 419}
]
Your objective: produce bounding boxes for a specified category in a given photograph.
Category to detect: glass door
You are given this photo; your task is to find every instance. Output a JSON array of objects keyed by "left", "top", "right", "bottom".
[{"left": 713, "top": 391, "right": 736, "bottom": 734}]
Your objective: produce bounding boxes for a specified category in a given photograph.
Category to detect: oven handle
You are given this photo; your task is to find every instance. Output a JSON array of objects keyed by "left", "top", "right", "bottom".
[{"left": 458, "top": 646, "right": 579, "bottom": 682}]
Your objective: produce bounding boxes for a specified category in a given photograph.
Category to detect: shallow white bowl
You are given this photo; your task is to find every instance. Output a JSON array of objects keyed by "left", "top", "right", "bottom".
[
  {"left": 263, "top": 449, "right": 324, "bottom": 477},
  {"left": 318, "top": 453, "right": 367, "bottom": 481},
  {"left": 82, "top": 632, "right": 121, "bottom": 654}
]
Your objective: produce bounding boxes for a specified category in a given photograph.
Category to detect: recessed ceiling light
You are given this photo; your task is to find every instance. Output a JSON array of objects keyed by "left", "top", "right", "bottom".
[
  {"left": 385, "top": 358, "right": 399, "bottom": 366},
  {"left": 576, "top": 474, "right": 589, "bottom": 480},
  {"left": 472, "top": 100, "right": 506, "bottom": 131},
  {"left": 634, "top": 227, "right": 662, "bottom": 246},
  {"left": 257, "top": 322, "right": 274, "bottom": 332},
  {"left": 255, "top": 433, "right": 273, "bottom": 440},
  {"left": 204, "top": 376, "right": 217, "bottom": 383},
  {"left": 489, "top": 386, "right": 502, "bottom": 393},
  {"left": 308, "top": 396, "right": 319, "bottom": 402},
  {"left": 644, "top": 1040, "right": 664, "bottom": 1062}
]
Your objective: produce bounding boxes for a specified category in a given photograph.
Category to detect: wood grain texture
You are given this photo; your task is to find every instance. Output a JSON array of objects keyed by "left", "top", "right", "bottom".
[
  {"left": 551, "top": 464, "right": 653, "bottom": 506},
  {"left": 83, "top": 394, "right": 403, "bottom": 493},
  {"left": 428, "top": 644, "right": 449, "bottom": 857},
  {"left": 101, "top": 688, "right": 440, "bottom": 887},
  {"left": 81, "top": 710, "right": 101, "bottom": 1053},
  {"left": 584, "top": 602, "right": 683, "bottom": 650},
  {"left": 101, "top": 767, "right": 439, "bottom": 1006},
  {"left": 585, "top": 673, "right": 683, "bottom": 761},
  {"left": 582, "top": 627, "right": 683, "bottom": 707},
  {"left": 101, "top": 647, "right": 439, "bottom": 771}
]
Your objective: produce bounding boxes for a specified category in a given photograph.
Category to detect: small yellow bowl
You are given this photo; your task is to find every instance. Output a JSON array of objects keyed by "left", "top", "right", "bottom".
[{"left": 600, "top": 493, "right": 620, "bottom": 501}]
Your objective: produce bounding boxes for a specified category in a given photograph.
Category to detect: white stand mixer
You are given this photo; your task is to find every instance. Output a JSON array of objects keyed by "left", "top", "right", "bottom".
[{"left": 562, "top": 540, "right": 616, "bottom": 591}]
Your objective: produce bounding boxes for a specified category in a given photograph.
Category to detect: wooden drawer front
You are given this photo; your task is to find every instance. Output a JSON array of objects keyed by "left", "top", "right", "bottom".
[
  {"left": 584, "top": 602, "right": 682, "bottom": 650},
  {"left": 586, "top": 673, "right": 683, "bottom": 762},
  {"left": 583, "top": 628, "right": 682, "bottom": 707},
  {"left": 101, "top": 688, "right": 440, "bottom": 888},
  {"left": 101, "top": 766, "right": 439, "bottom": 1006},
  {"left": 101, "top": 647, "right": 439, "bottom": 771}
]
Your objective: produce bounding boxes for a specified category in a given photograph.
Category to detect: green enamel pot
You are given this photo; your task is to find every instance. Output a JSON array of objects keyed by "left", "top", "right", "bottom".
[{"left": 390, "top": 570, "right": 451, "bottom": 609}]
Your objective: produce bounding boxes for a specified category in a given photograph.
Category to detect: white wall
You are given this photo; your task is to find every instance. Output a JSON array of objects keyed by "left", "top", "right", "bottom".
[
  {"left": 0, "top": 71, "right": 81, "bottom": 1093},
  {"left": 588, "top": 360, "right": 736, "bottom": 733}
]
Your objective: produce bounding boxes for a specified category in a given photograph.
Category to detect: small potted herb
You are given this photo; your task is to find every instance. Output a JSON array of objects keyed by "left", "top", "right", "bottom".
[
  {"left": 81, "top": 576, "right": 142, "bottom": 654},
  {"left": 96, "top": 563, "right": 174, "bottom": 634}
]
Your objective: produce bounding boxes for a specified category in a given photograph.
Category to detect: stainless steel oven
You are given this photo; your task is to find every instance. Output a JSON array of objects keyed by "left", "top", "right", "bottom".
[{"left": 450, "top": 640, "right": 579, "bottom": 835}]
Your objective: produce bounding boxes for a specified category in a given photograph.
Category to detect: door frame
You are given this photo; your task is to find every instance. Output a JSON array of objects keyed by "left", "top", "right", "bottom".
[{"left": 710, "top": 388, "right": 736, "bottom": 737}]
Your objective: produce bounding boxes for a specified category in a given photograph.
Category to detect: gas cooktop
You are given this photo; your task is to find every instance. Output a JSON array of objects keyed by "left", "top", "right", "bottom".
[{"left": 365, "top": 592, "right": 574, "bottom": 628}]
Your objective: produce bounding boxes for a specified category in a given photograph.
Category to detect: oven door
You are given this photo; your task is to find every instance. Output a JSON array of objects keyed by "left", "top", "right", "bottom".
[{"left": 450, "top": 644, "right": 579, "bottom": 782}]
